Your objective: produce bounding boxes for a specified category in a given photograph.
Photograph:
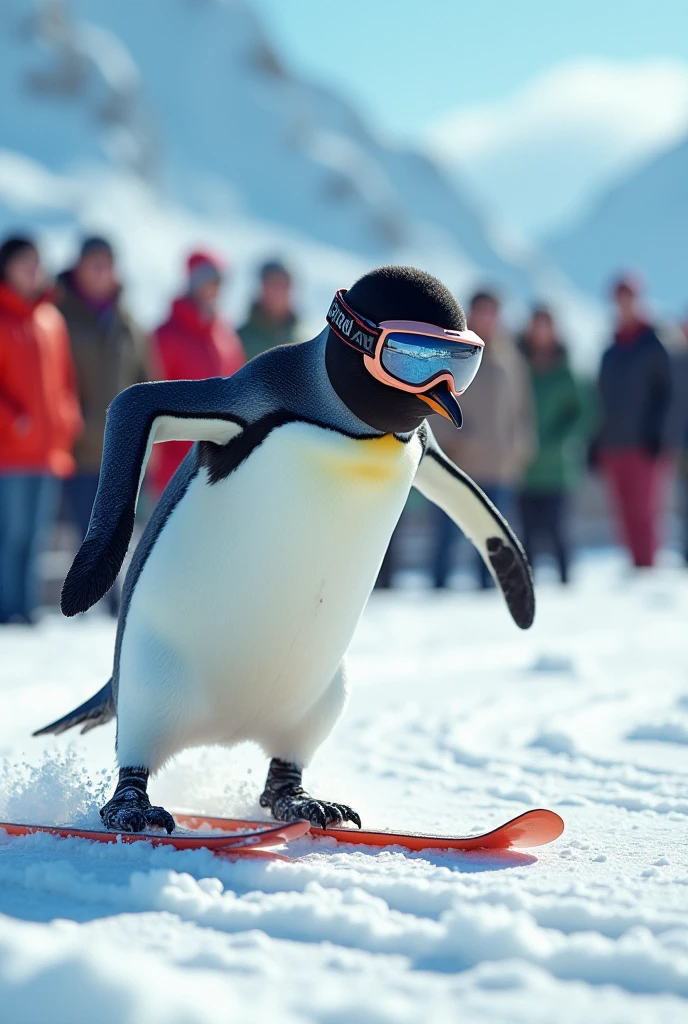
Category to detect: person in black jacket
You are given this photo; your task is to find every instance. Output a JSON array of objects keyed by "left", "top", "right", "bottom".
[
  {"left": 674, "top": 314, "right": 688, "bottom": 565},
  {"left": 597, "top": 275, "right": 673, "bottom": 567}
]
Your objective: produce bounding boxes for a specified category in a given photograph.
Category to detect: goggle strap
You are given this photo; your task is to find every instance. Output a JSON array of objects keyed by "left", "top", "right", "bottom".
[{"left": 326, "top": 290, "right": 381, "bottom": 355}]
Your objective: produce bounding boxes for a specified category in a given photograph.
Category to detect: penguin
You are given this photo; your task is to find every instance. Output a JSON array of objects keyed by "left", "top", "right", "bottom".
[{"left": 35, "top": 266, "right": 534, "bottom": 833}]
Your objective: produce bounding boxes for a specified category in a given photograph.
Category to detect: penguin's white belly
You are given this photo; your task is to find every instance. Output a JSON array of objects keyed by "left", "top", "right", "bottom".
[{"left": 118, "top": 423, "right": 421, "bottom": 758}]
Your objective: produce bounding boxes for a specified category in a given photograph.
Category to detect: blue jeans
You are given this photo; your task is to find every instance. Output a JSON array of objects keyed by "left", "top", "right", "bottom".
[
  {"left": 683, "top": 468, "right": 688, "bottom": 566},
  {"left": 63, "top": 471, "right": 100, "bottom": 541},
  {"left": 0, "top": 473, "right": 59, "bottom": 622},
  {"left": 63, "top": 471, "right": 119, "bottom": 615},
  {"left": 432, "top": 484, "right": 514, "bottom": 589}
]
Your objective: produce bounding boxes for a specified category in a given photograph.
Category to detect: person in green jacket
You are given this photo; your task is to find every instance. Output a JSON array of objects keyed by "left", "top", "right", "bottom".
[
  {"left": 238, "top": 260, "right": 301, "bottom": 361},
  {"left": 518, "top": 306, "right": 589, "bottom": 584}
]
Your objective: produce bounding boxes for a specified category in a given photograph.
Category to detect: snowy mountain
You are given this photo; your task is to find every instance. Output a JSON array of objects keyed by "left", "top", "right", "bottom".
[
  {"left": 547, "top": 133, "right": 688, "bottom": 316},
  {"left": 427, "top": 58, "right": 688, "bottom": 239},
  {"left": 0, "top": 0, "right": 600, "bottom": 352}
]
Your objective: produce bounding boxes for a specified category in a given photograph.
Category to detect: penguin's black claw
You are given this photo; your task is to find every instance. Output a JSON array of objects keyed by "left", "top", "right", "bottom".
[
  {"left": 259, "top": 758, "right": 362, "bottom": 830},
  {"left": 146, "top": 805, "right": 176, "bottom": 833},
  {"left": 328, "top": 802, "right": 362, "bottom": 829},
  {"left": 100, "top": 794, "right": 175, "bottom": 834},
  {"left": 262, "top": 789, "right": 361, "bottom": 829}
]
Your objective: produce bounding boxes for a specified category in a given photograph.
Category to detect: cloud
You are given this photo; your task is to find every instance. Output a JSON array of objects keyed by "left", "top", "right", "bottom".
[{"left": 425, "top": 58, "right": 688, "bottom": 238}]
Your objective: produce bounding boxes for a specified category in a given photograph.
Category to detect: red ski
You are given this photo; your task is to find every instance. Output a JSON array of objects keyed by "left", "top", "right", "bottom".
[
  {"left": 0, "top": 817, "right": 310, "bottom": 854},
  {"left": 0, "top": 809, "right": 564, "bottom": 857},
  {"left": 175, "top": 808, "right": 565, "bottom": 852}
]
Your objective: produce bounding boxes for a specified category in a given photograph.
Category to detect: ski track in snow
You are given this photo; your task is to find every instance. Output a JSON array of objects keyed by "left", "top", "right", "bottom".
[{"left": 0, "top": 554, "right": 687, "bottom": 1022}]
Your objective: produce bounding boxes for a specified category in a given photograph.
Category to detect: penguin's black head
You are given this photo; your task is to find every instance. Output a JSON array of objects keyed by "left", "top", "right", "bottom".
[{"left": 325, "top": 265, "right": 468, "bottom": 434}]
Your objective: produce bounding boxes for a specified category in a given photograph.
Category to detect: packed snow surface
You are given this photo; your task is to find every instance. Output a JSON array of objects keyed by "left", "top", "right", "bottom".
[{"left": 0, "top": 555, "right": 687, "bottom": 1022}]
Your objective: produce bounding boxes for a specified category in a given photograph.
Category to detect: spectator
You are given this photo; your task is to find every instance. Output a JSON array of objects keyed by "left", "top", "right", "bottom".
[
  {"left": 518, "top": 306, "right": 587, "bottom": 584},
  {"left": 238, "top": 260, "right": 300, "bottom": 360},
  {"left": 57, "top": 236, "right": 149, "bottom": 613},
  {"left": 149, "top": 250, "right": 245, "bottom": 496},
  {"left": 431, "top": 290, "right": 535, "bottom": 589},
  {"left": 673, "top": 313, "right": 688, "bottom": 565},
  {"left": 0, "top": 235, "right": 82, "bottom": 623},
  {"left": 597, "top": 275, "right": 673, "bottom": 568}
]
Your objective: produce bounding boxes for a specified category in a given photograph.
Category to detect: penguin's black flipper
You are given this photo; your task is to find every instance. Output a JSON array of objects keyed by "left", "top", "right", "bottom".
[
  {"left": 414, "top": 429, "right": 535, "bottom": 629},
  {"left": 60, "top": 378, "right": 247, "bottom": 617},
  {"left": 33, "top": 680, "right": 115, "bottom": 737}
]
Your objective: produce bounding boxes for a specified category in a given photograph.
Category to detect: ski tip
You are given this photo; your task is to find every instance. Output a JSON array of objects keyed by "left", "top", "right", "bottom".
[{"left": 505, "top": 808, "right": 565, "bottom": 848}]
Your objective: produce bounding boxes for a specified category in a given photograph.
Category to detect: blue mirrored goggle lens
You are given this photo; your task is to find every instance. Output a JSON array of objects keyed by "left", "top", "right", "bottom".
[{"left": 380, "top": 332, "right": 483, "bottom": 390}]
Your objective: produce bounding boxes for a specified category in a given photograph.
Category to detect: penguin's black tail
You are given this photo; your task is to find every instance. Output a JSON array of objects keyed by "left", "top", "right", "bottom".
[{"left": 33, "top": 680, "right": 115, "bottom": 737}]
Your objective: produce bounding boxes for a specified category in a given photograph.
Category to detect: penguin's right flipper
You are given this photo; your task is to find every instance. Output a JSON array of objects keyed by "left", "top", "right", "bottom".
[
  {"left": 33, "top": 680, "right": 115, "bottom": 737},
  {"left": 414, "top": 431, "right": 535, "bottom": 629},
  {"left": 61, "top": 378, "right": 247, "bottom": 617}
]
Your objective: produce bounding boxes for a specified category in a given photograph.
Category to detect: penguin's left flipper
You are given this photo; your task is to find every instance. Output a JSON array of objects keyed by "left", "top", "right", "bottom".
[
  {"left": 61, "top": 377, "right": 248, "bottom": 617},
  {"left": 414, "top": 432, "right": 535, "bottom": 629}
]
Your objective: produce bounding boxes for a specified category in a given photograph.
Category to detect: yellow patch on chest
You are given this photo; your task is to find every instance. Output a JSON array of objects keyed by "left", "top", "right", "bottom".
[{"left": 308, "top": 431, "right": 409, "bottom": 484}]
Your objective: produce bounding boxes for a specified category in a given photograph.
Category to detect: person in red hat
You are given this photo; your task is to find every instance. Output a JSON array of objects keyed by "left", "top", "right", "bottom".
[
  {"left": 148, "top": 250, "right": 246, "bottom": 497},
  {"left": 596, "top": 273, "right": 673, "bottom": 568}
]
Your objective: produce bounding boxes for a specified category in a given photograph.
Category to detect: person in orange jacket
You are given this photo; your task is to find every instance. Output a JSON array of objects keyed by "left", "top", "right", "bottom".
[
  {"left": 0, "top": 235, "right": 83, "bottom": 623},
  {"left": 148, "top": 250, "right": 246, "bottom": 497}
]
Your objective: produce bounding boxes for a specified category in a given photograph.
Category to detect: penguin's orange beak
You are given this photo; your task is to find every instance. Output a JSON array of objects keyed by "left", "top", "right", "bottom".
[{"left": 418, "top": 386, "right": 463, "bottom": 428}]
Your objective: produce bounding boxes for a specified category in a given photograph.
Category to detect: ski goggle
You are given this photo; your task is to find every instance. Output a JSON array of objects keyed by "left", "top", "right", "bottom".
[{"left": 326, "top": 289, "right": 484, "bottom": 426}]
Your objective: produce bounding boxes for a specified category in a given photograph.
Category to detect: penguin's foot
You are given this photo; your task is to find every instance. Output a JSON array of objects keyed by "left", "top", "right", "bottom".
[
  {"left": 100, "top": 766, "right": 175, "bottom": 834},
  {"left": 265, "top": 789, "right": 360, "bottom": 829},
  {"left": 259, "top": 758, "right": 361, "bottom": 829}
]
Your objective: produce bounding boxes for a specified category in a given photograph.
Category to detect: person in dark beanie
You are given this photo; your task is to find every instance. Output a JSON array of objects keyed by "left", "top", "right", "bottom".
[
  {"left": 0, "top": 235, "right": 82, "bottom": 622},
  {"left": 518, "top": 306, "right": 588, "bottom": 584},
  {"left": 149, "top": 249, "right": 246, "bottom": 496},
  {"left": 597, "top": 274, "right": 673, "bottom": 568},
  {"left": 238, "top": 259, "right": 301, "bottom": 361},
  {"left": 57, "top": 236, "right": 149, "bottom": 614}
]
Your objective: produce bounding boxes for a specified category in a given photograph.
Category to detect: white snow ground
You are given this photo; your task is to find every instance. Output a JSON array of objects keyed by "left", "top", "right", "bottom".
[{"left": 0, "top": 554, "right": 687, "bottom": 1023}]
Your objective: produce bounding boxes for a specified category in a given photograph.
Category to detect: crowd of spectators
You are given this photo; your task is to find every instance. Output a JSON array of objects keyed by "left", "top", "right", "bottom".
[
  {"left": 380, "top": 280, "right": 688, "bottom": 588},
  {"left": 0, "top": 234, "right": 302, "bottom": 622},
  {"left": 0, "top": 230, "right": 686, "bottom": 621}
]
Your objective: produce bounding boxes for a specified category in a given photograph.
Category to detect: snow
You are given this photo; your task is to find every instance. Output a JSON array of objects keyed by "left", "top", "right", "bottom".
[
  {"left": 628, "top": 719, "right": 688, "bottom": 746},
  {"left": 0, "top": 0, "right": 605, "bottom": 364},
  {"left": 0, "top": 554, "right": 687, "bottom": 1021}
]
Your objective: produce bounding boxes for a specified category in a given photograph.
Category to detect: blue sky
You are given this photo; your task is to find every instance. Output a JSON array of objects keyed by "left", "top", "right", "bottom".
[
  {"left": 251, "top": 0, "right": 688, "bottom": 237},
  {"left": 251, "top": 0, "right": 688, "bottom": 139}
]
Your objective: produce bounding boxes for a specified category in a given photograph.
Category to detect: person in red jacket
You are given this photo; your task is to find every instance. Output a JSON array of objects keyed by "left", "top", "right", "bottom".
[
  {"left": 148, "top": 250, "right": 245, "bottom": 497},
  {"left": 0, "top": 235, "right": 83, "bottom": 623}
]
